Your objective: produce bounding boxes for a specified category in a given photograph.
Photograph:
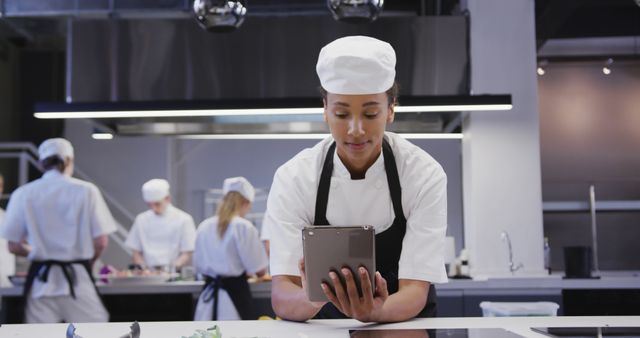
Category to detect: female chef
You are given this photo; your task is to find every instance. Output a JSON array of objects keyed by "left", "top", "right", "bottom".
[
  {"left": 193, "top": 177, "right": 268, "bottom": 321},
  {"left": 0, "top": 138, "right": 116, "bottom": 323},
  {"left": 263, "top": 36, "right": 448, "bottom": 322},
  {"left": 125, "top": 179, "right": 197, "bottom": 271}
]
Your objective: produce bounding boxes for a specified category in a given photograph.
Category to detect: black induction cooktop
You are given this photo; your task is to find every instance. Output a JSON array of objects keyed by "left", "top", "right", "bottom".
[
  {"left": 531, "top": 327, "right": 640, "bottom": 338},
  {"left": 349, "top": 328, "right": 525, "bottom": 338}
]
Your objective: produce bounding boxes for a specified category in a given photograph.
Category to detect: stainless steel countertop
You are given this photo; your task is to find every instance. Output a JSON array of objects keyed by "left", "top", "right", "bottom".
[
  {"left": 1, "top": 275, "right": 638, "bottom": 298},
  {"left": 2, "top": 315, "right": 640, "bottom": 338}
]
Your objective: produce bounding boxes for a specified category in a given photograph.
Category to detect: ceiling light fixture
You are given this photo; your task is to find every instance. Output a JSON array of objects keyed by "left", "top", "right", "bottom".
[
  {"left": 602, "top": 58, "right": 613, "bottom": 75},
  {"left": 178, "top": 133, "right": 463, "bottom": 140},
  {"left": 33, "top": 95, "right": 512, "bottom": 120},
  {"left": 327, "top": 0, "right": 384, "bottom": 23},
  {"left": 91, "top": 132, "right": 114, "bottom": 140},
  {"left": 193, "top": 0, "right": 247, "bottom": 32}
]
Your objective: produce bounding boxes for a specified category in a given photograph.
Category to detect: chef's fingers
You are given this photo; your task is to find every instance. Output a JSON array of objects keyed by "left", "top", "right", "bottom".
[
  {"left": 298, "top": 257, "right": 310, "bottom": 290},
  {"left": 341, "top": 267, "right": 361, "bottom": 306},
  {"left": 359, "top": 267, "right": 374, "bottom": 309},
  {"left": 321, "top": 282, "right": 341, "bottom": 311},
  {"left": 375, "top": 271, "right": 389, "bottom": 300},
  {"left": 330, "top": 271, "right": 351, "bottom": 314}
]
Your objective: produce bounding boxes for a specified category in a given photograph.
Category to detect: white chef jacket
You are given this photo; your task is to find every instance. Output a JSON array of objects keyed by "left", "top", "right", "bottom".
[
  {"left": 125, "top": 204, "right": 196, "bottom": 267},
  {"left": 0, "top": 207, "right": 16, "bottom": 287},
  {"left": 0, "top": 170, "right": 117, "bottom": 298},
  {"left": 259, "top": 214, "right": 271, "bottom": 242},
  {"left": 264, "top": 132, "right": 448, "bottom": 284},
  {"left": 194, "top": 215, "right": 267, "bottom": 278}
]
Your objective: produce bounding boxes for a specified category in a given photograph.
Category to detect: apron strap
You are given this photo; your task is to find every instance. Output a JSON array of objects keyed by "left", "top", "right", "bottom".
[
  {"left": 314, "top": 142, "right": 336, "bottom": 225},
  {"left": 381, "top": 138, "right": 406, "bottom": 224}
]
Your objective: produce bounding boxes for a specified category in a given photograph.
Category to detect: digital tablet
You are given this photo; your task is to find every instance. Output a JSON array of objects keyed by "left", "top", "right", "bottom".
[{"left": 302, "top": 225, "right": 376, "bottom": 302}]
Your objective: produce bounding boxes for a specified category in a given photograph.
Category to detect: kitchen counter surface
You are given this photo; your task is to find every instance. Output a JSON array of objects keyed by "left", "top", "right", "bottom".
[
  {"left": 441, "top": 274, "right": 640, "bottom": 290},
  {"left": 1, "top": 275, "right": 638, "bottom": 298},
  {"left": 0, "top": 315, "right": 638, "bottom": 338},
  {"left": 0, "top": 280, "right": 272, "bottom": 297}
]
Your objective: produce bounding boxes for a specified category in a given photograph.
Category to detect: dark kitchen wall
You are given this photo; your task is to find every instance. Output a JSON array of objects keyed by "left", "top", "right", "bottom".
[
  {"left": 539, "top": 60, "right": 640, "bottom": 271},
  {"left": 68, "top": 16, "right": 469, "bottom": 101}
]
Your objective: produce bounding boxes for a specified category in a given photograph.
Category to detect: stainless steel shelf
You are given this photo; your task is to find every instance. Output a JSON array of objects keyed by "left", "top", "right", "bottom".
[{"left": 543, "top": 200, "right": 640, "bottom": 213}]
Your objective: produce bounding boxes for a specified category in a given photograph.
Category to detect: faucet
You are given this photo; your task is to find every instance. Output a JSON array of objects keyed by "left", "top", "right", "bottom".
[{"left": 500, "top": 230, "right": 523, "bottom": 274}]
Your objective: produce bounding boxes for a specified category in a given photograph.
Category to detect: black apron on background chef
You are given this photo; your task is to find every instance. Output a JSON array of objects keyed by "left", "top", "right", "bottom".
[
  {"left": 193, "top": 177, "right": 267, "bottom": 321},
  {"left": 125, "top": 179, "right": 196, "bottom": 271},
  {"left": 264, "top": 36, "right": 448, "bottom": 322},
  {"left": 0, "top": 138, "right": 116, "bottom": 323}
]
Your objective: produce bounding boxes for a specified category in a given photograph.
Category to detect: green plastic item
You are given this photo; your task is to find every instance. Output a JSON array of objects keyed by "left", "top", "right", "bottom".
[{"left": 181, "top": 325, "right": 222, "bottom": 338}]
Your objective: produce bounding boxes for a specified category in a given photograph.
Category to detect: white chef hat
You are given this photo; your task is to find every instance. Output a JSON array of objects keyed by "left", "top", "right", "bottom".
[
  {"left": 38, "top": 138, "right": 74, "bottom": 161},
  {"left": 142, "top": 179, "right": 171, "bottom": 203},
  {"left": 222, "top": 176, "right": 255, "bottom": 203},
  {"left": 316, "top": 35, "right": 396, "bottom": 95}
]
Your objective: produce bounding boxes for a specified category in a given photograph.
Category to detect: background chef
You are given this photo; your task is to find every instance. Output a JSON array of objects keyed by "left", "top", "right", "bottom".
[
  {"left": 125, "top": 179, "right": 196, "bottom": 271},
  {"left": 264, "top": 36, "right": 448, "bottom": 322},
  {"left": 193, "top": 177, "right": 267, "bottom": 321},
  {"left": 0, "top": 172, "right": 16, "bottom": 287},
  {"left": 0, "top": 138, "right": 116, "bottom": 323}
]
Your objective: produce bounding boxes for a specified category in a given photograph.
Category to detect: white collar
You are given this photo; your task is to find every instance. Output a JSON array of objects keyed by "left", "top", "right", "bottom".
[
  {"left": 332, "top": 145, "right": 385, "bottom": 180},
  {"left": 42, "top": 170, "right": 65, "bottom": 179},
  {"left": 154, "top": 203, "right": 175, "bottom": 217}
]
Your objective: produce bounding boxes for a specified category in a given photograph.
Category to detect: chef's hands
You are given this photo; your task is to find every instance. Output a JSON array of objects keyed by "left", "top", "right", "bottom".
[
  {"left": 322, "top": 266, "right": 389, "bottom": 322},
  {"left": 298, "top": 258, "right": 328, "bottom": 310}
]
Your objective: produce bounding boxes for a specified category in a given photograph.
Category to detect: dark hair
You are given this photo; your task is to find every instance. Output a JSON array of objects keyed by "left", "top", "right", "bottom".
[
  {"left": 318, "top": 81, "right": 400, "bottom": 106},
  {"left": 40, "top": 156, "right": 67, "bottom": 172}
]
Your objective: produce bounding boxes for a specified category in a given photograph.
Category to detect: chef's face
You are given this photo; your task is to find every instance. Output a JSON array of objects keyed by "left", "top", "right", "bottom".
[
  {"left": 323, "top": 92, "right": 395, "bottom": 172},
  {"left": 239, "top": 200, "right": 252, "bottom": 217},
  {"left": 148, "top": 196, "right": 170, "bottom": 215}
]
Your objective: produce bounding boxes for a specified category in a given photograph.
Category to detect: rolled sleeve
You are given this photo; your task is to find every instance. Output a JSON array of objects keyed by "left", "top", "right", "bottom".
[
  {"left": 265, "top": 168, "right": 311, "bottom": 277},
  {"left": 125, "top": 218, "right": 143, "bottom": 251},
  {"left": 180, "top": 216, "right": 197, "bottom": 252},
  {"left": 0, "top": 189, "right": 27, "bottom": 243},
  {"left": 236, "top": 224, "right": 268, "bottom": 274},
  {"left": 398, "top": 164, "right": 449, "bottom": 284},
  {"left": 259, "top": 216, "right": 271, "bottom": 241},
  {"left": 89, "top": 185, "right": 117, "bottom": 238}
]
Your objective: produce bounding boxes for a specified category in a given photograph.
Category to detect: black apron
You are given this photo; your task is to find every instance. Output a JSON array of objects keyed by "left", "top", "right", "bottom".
[
  {"left": 200, "top": 273, "right": 256, "bottom": 320},
  {"left": 313, "top": 139, "right": 437, "bottom": 319},
  {"left": 23, "top": 259, "right": 106, "bottom": 320}
]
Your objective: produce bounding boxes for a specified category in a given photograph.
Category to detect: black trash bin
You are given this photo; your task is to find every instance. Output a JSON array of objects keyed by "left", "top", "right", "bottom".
[{"left": 563, "top": 246, "right": 593, "bottom": 279}]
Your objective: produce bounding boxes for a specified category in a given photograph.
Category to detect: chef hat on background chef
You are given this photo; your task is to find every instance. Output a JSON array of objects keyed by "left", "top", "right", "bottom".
[
  {"left": 316, "top": 35, "right": 396, "bottom": 95},
  {"left": 222, "top": 176, "right": 255, "bottom": 203},
  {"left": 38, "top": 138, "right": 74, "bottom": 161},
  {"left": 142, "top": 179, "right": 171, "bottom": 203}
]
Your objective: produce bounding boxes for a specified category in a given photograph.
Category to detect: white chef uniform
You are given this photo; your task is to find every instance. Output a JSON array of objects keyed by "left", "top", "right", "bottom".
[
  {"left": 264, "top": 131, "right": 448, "bottom": 284},
  {"left": 0, "top": 170, "right": 117, "bottom": 323},
  {"left": 0, "top": 207, "right": 16, "bottom": 287},
  {"left": 125, "top": 204, "right": 196, "bottom": 268},
  {"left": 193, "top": 215, "right": 267, "bottom": 321}
]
